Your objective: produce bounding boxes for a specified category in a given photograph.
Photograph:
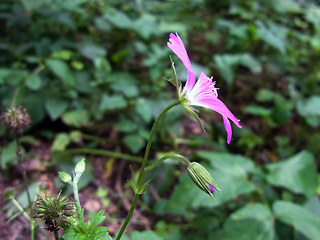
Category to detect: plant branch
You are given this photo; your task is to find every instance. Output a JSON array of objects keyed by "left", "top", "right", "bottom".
[{"left": 115, "top": 100, "right": 180, "bottom": 240}]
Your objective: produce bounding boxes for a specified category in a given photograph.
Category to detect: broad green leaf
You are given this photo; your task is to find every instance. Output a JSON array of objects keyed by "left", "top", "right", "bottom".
[
  {"left": 78, "top": 42, "right": 106, "bottom": 60},
  {"left": 245, "top": 105, "right": 271, "bottom": 117},
  {"left": 266, "top": 151, "right": 317, "bottom": 197},
  {"left": 99, "top": 94, "right": 127, "bottom": 111},
  {"left": 219, "top": 203, "right": 276, "bottom": 240},
  {"left": 20, "top": 0, "right": 49, "bottom": 11},
  {"left": 52, "top": 133, "right": 70, "bottom": 152},
  {"left": 103, "top": 9, "right": 132, "bottom": 29},
  {"left": 273, "top": 201, "right": 320, "bottom": 240},
  {"left": 0, "top": 141, "right": 22, "bottom": 169},
  {"left": 296, "top": 96, "right": 320, "bottom": 127},
  {"left": 25, "top": 74, "right": 41, "bottom": 90},
  {"left": 62, "top": 110, "right": 90, "bottom": 127},
  {"left": 134, "top": 14, "right": 159, "bottom": 39},
  {"left": 0, "top": 68, "right": 11, "bottom": 84},
  {"left": 256, "top": 20, "right": 288, "bottom": 54},
  {"left": 45, "top": 98, "right": 69, "bottom": 120},
  {"left": 123, "top": 134, "right": 145, "bottom": 154},
  {"left": 136, "top": 98, "right": 154, "bottom": 123},
  {"left": 111, "top": 81, "right": 139, "bottom": 97},
  {"left": 46, "top": 59, "right": 74, "bottom": 86},
  {"left": 115, "top": 120, "right": 138, "bottom": 133}
]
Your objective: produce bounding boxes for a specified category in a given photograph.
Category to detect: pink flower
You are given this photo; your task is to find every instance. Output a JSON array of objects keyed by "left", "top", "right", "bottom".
[{"left": 167, "top": 32, "right": 242, "bottom": 144}]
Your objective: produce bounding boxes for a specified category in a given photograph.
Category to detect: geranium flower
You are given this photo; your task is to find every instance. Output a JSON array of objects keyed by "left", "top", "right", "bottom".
[{"left": 167, "top": 32, "right": 242, "bottom": 144}]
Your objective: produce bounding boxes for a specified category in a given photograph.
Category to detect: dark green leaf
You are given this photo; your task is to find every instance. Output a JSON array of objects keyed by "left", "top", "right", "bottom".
[
  {"left": 273, "top": 201, "right": 320, "bottom": 240},
  {"left": 45, "top": 98, "right": 69, "bottom": 121},
  {"left": 266, "top": 151, "right": 317, "bottom": 197},
  {"left": 47, "top": 59, "right": 74, "bottom": 86}
]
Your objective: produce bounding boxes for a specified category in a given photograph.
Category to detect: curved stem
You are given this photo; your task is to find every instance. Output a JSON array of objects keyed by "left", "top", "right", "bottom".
[
  {"left": 115, "top": 193, "right": 139, "bottom": 240},
  {"left": 144, "top": 154, "right": 190, "bottom": 173},
  {"left": 115, "top": 100, "right": 180, "bottom": 240},
  {"left": 137, "top": 100, "right": 181, "bottom": 186}
]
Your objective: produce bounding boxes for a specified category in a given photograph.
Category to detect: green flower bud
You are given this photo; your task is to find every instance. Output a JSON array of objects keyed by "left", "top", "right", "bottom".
[
  {"left": 187, "top": 162, "right": 220, "bottom": 197},
  {"left": 59, "top": 171, "right": 72, "bottom": 184},
  {"left": 75, "top": 158, "right": 86, "bottom": 175}
]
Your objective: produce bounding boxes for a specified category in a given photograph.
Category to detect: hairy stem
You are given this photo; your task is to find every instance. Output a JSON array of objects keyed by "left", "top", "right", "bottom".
[
  {"left": 115, "top": 100, "right": 180, "bottom": 240},
  {"left": 144, "top": 154, "right": 190, "bottom": 173}
]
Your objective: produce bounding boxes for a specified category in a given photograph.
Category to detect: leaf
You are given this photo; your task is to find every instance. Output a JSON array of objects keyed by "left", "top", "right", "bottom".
[
  {"left": 296, "top": 96, "right": 320, "bottom": 127},
  {"left": 154, "top": 152, "right": 256, "bottom": 216},
  {"left": 103, "top": 9, "right": 133, "bottom": 29},
  {"left": 266, "top": 151, "right": 317, "bottom": 197},
  {"left": 273, "top": 201, "right": 320, "bottom": 240},
  {"left": 219, "top": 203, "right": 276, "bottom": 240},
  {"left": 123, "top": 134, "right": 145, "bottom": 154},
  {"left": 0, "top": 141, "right": 21, "bottom": 169},
  {"left": 78, "top": 42, "right": 107, "bottom": 60},
  {"left": 136, "top": 98, "right": 155, "bottom": 123},
  {"left": 52, "top": 133, "right": 70, "bottom": 152},
  {"left": 134, "top": 14, "right": 159, "bottom": 39},
  {"left": 111, "top": 80, "right": 139, "bottom": 98},
  {"left": 20, "top": 0, "right": 50, "bottom": 11},
  {"left": 245, "top": 105, "right": 271, "bottom": 117},
  {"left": 115, "top": 120, "right": 138, "bottom": 133},
  {"left": 46, "top": 59, "right": 74, "bottom": 86},
  {"left": 62, "top": 110, "right": 90, "bottom": 127},
  {"left": 25, "top": 74, "right": 41, "bottom": 90},
  {"left": 45, "top": 98, "right": 69, "bottom": 120},
  {"left": 256, "top": 20, "right": 288, "bottom": 54},
  {"left": 99, "top": 94, "right": 127, "bottom": 111}
]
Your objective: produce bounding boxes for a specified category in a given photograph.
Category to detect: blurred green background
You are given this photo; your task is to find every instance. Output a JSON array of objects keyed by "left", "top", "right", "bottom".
[{"left": 1, "top": 0, "right": 320, "bottom": 239}]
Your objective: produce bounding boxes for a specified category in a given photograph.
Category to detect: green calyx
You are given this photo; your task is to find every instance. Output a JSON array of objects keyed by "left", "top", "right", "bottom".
[{"left": 187, "top": 162, "right": 220, "bottom": 198}]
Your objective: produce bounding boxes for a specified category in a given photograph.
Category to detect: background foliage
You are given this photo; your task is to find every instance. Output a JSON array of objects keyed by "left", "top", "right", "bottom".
[{"left": 1, "top": 0, "right": 320, "bottom": 239}]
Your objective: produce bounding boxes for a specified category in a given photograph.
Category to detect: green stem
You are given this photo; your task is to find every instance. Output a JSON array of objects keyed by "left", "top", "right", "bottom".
[
  {"left": 11, "top": 197, "right": 32, "bottom": 222},
  {"left": 144, "top": 154, "right": 190, "bottom": 173},
  {"left": 62, "top": 148, "right": 143, "bottom": 163},
  {"left": 73, "top": 174, "right": 84, "bottom": 221},
  {"left": 115, "top": 193, "right": 139, "bottom": 240},
  {"left": 115, "top": 100, "right": 180, "bottom": 240},
  {"left": 137, "top": 100, "right": 181, "bottom": 186}
]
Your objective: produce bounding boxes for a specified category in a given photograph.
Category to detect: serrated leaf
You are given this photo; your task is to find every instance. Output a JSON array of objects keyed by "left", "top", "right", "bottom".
[
  {"left": 266, "top": 151, "right": 317, "bottom": 197},
  {"left": 273, "top": 201, "right": 320, "bottom": 240}
]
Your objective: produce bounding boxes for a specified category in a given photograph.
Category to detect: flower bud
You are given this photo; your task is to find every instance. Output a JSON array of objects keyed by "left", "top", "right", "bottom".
[
  {"left": 59, "top": 171, "right": 72, "bottom": 184},
  {"left": 187, "top": 162, "right": 220, "bottom": 197},
  {"left": 75, "top": 158, "right": 86, "bottom": 175}
]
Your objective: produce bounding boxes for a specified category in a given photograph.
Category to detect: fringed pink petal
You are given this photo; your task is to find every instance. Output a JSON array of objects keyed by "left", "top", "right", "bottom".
[{"left": 167, "top": 32, "right": 195, "bottom": 91}]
